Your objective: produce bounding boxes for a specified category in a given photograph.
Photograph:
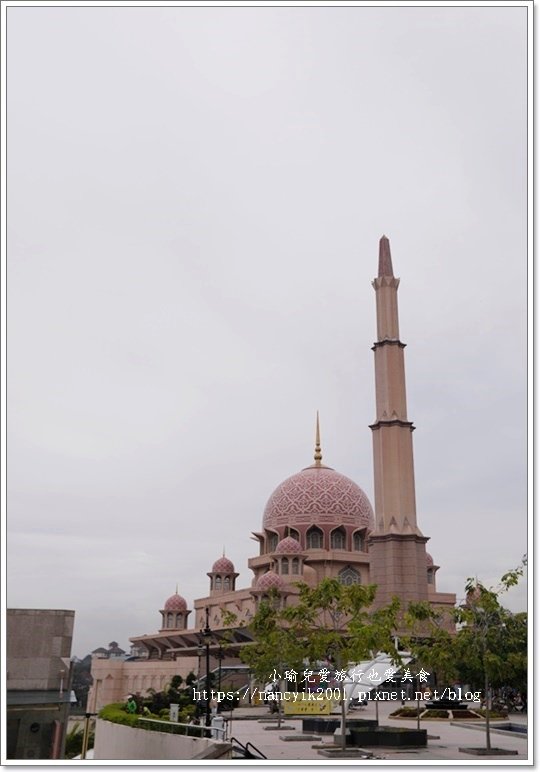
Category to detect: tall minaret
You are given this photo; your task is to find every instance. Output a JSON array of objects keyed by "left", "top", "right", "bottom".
[{"left": 368, "top": 236, "right": 429, "bottom": 606}]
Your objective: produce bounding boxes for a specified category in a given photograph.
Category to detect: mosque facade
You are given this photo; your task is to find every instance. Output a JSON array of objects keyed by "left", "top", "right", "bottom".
[{"left": 89, "top": 238, "right": 456, "bottom": 709}]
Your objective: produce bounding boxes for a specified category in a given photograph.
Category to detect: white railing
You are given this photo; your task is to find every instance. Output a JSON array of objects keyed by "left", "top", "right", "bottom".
[{"left": 138, "top": 716, "right": 227, "bottom": 740}]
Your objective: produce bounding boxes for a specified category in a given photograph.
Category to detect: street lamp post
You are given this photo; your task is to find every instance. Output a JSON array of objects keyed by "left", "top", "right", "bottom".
[
  {"left": 201, "top": 607, "right": 213, "bottom": 728},
  {"left": 197, "top": 642, "right": 204, "bottom": 687},
  {"left": 216, "top": 645, "right": 224, "bottom": 691}
]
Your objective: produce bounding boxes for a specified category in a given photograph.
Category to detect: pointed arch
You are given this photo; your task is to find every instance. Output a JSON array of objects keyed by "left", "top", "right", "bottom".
[
  {"left": 339, "top": 566, "right": 360, "bottom": 586},
  {"left": 353, "top": 530, "right": 366, "bottom": 552},
  {"left": 306, "top": 526, "right": 323, "bottom": 550},
  {"left": 330, "top": 527, "right": 346, "bottom": 550}
]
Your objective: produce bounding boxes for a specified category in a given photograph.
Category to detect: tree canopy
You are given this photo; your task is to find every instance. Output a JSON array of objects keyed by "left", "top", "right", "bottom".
[{"left": 240, "top": 578, "right": 402, "bottom": 745}]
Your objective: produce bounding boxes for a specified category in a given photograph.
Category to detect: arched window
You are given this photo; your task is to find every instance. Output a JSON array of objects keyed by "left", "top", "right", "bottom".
[
  {"left": 215, "top": 576, "right": 222, "bottom": 590},
  {"left": 306, "top": 526, "right": 323, "bottom": 549},
  {"left": 281, "top": 558, "right": 289, "bottom": 575},
  {"left": 339, "top": 566, "right": 360, "bottom": 586},
  {"left": 224, "top": 577, "right": 230, "bottom": 590},
  {"left": 289, "top": 528, "right": 300, "bottom": 542},
  {"left": 167, "top": 613, "right": 173, "bottom": 627},
  {"left": 331, "top": 528, "right": 346, "bottom": 550},
  {"left": 175, "top": 614, "right": 181, "bottom": 627},
  {"left": 353, "top": 531, "right": 365, "bottom": 552},
  {"left": 427, "top": 569, "right": 434, "bottom": 585},
  {"left": 292, "top": 557, "right": 299, "bottom": 575},
  {"left": 267, "top": 533, "right": 278, "bottom": 552}
]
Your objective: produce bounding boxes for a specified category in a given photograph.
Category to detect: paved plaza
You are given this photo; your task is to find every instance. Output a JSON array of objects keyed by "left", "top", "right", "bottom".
[{"left": 225, "top": 701, "right": 529, "bottom": 762}]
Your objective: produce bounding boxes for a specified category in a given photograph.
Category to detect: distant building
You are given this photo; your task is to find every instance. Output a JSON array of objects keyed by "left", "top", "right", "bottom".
[
  {"left": 6, "top": 609, "right": 75, "bottom": 760},
  {"left": 90, "top": 642, "right": 127, "bottom": 660},
  {"left": 89, "top": 238, "right": 456, "bottom": 710},
  {"left": 91, "top": 647, "right": 109, "bottom": 659}
]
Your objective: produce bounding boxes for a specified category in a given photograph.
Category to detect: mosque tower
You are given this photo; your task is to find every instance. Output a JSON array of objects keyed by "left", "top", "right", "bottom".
[{"left": 368, "top": 236, "right": 431, "bottom": 606}]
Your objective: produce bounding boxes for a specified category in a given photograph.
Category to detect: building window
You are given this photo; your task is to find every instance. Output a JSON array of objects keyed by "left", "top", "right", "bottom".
[
  {"left": 292, "top": 557, "right": 299, "bottom": 574},
  {"left": 281, "top": 558, "right": 289, "bottom": 574},
  {"left": 339, "top": 566, "right": 360, "bottom": 585},
  {"left": 353, "top": 531, "right": 365, "bottom": 551},
  {"left": 267, "top": 533, "right": 278, "bottom": 552},
  {"left": 215, "top": 576, "right": 222, "bottom": 590},
  {"left": 427, "top": 569, "right": 434, "bottom": 585},
  {"left": 224, "top": 577, "right": 230, "bottom": 590},
  {"left": 167, "top": 613, "right": 173, "bottom": 627},
  {"left": 290, "top": 528, "right": 300, "bottom": 542},
  {"left": 331, "top": 528, "right": 346, "bottom": 550},
  {"left": 306, "top": 527, "right": 323, "bottom": 549}
]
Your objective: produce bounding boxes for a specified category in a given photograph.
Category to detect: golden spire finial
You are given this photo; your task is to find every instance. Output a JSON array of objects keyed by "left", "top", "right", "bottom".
[{"left": 314, "top": 411, "right": 322, "bottom": 465}]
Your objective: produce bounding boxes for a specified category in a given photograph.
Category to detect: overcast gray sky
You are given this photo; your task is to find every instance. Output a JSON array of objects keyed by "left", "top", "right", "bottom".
[{"left": 7, "top": 4, "right": 528, "bottom": 657}]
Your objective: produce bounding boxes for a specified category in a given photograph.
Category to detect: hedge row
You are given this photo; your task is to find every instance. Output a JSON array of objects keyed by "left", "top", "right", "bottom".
[
  {"left": 98, "top": 703, "right": 142, "bottom": 727},
  {"left": 98, "top": 703, "right": 209, "bottom": 738}
]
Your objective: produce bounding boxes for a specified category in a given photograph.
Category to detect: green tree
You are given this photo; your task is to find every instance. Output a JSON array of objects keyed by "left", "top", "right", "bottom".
[
  {"left": 170, "top": 675, "right": 183, "bottom": 690},
  {"left": 406, "top": 558, "right": 527, "bottom": 752},
  {"left": 454, "top": 561, "right": 527, "bottom": 751},
  {"left": 241, "top": 579, "right": 401, "bottom": 747},
  {"left": 240, "top": 590, "right": 306, "bottom": 728},
  {"left": 185, "top": 671, "right": 197, "bottom": 688}
]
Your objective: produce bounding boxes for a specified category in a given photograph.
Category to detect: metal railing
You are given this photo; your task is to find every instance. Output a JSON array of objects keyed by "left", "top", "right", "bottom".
[
  {"left": 229, "top": 736, "right": 267, "bottom": 760},
  {"left": 138, "top": 716, "right": 227, "bottom": 741}
]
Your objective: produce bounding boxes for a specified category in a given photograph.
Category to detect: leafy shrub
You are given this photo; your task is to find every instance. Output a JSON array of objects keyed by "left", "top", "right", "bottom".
[
  {"left": 452, "top": 710, "right": 481, "bottom": 719},
  {"left": 422, "top": 709, "right": 449, "bottom": 718},
  {"left": 98, "top": 703, "right": 209, "bottom": 737},
  {"left": 179, "top": 704, "right": 196, "bottom": 723},
  {"left": 98, "top": 703, "right": 141, "bottom": 727},
  {"left": 389, "top": 707, "right": 421, "bottom": 718},
  {"left": 476, "top": 708, "right": 508, "bottom": 718},
  {"left": 64, "top": 723, "right": 95, "bottom": 758}
]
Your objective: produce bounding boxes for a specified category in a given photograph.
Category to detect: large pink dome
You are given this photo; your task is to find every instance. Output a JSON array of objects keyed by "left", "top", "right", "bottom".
[
  {"left": 164, "top": 592, "right": 187, "bottom": 612},
  {"left": 263, "top": 465, "right": 374, "bottom": 531}
]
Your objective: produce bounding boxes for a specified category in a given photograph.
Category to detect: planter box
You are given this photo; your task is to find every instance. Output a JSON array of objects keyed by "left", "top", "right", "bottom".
[
  {"left": 425, "top": 700, "right": 468, "bottom": 711},
  {"left": 350, "top": 727, "right": 427, "bottom": 748},
  {"left": 302, "top": 718, "right": 377, "bottom": 735}
]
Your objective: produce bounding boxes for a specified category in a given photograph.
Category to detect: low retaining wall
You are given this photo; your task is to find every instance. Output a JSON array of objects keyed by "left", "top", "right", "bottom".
[
  {"left": 302, "top": 718, "right": 378, "bottom": 734},
  {"left": 94, "top": 719, "right": 231, "bottom": 760}
]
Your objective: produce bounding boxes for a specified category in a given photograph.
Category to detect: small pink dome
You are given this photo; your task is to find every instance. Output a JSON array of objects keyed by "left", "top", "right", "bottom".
[
  {"left": 426, "top": 553, "right": 434, "bottom": 566},
  {"left": 256, "top": 571, "right": 285, "bottom": 591},
  {"left": 164, "top": 592, "right": 187, "bottom": 612},
  {"left": 212, "top": 556, "right": 235, "bottom": 573},
  {"left": 275, "top": 537, "right": 302, "bottom": 554}
]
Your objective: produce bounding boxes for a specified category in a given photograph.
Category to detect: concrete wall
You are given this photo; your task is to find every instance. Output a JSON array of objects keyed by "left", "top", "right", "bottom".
[
  {"left": 7, "top": 609, "right": 75, "bottom": 759},
  {"left": 94, "top": 719, "right": 231, "bottom": 760},
  {"left": 88, "top": 656, "right": 198, "bottom": 711},
  {"left": 7, "top": 609, "right": 75, "bottom": 690}
]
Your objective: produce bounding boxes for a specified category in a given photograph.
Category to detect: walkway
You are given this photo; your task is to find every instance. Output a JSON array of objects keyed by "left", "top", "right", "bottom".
[{"left": 225, "top": 701, "right": 529, "bottom": 762}]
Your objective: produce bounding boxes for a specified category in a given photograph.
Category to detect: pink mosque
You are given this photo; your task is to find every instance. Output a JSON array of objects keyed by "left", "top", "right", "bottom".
[{"left": 89, "top": 238, "right": 456, "bottom": 709}]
